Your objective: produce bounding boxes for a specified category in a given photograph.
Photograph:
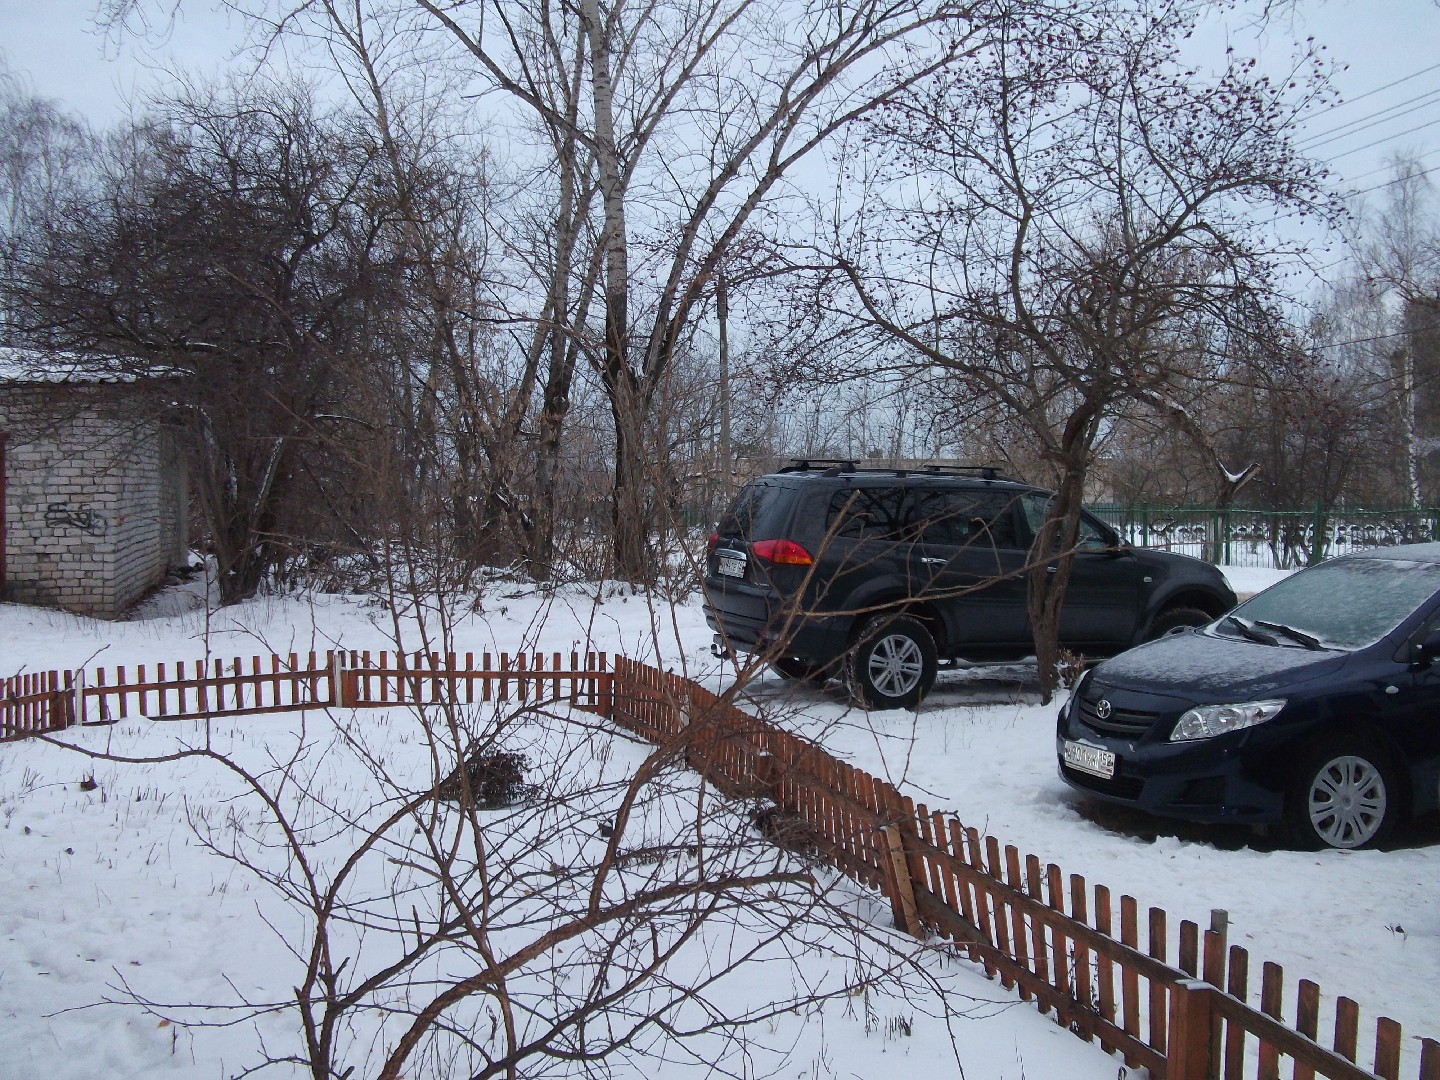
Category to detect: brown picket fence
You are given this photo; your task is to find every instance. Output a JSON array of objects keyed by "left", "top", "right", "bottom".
[
  {"left": 3, "top": 647, "right": 1437, "bottom": 1080},
  {"left": 82, "top": 652, "right": 339, "bottom": 722},
  {"left": 0, "top": 670, "right": 74, "bottom": 741},
  {"left": 1, "top": 649, "right": 614, "bottom": 731},
  {"left": 335, "top": 649, "right": 611, "bottom": 713},
  {"left": 605, "top": 656, "right": 1440, "bottom": 1080}
]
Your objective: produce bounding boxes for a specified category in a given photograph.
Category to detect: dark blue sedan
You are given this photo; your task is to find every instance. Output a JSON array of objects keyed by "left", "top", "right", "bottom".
[{"left": 1057, "top": 543, "right": 1440, "bottom": 848}]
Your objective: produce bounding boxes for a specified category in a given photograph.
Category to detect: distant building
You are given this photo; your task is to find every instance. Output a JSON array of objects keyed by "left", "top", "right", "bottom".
[{"left": 0, "top": 351, "right": 188, "bottom": 618}]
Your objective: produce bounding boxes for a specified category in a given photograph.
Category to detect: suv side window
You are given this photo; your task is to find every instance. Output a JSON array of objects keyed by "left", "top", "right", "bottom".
[
  {"left": 909, "top": 489, "right": 1021, "bottom": 548},
  {"left": 827, "top": 486, "right": 907, "bottom": 540},
  {"left": 1019, "top": 493, "right": 1109, "bottom": 550}
]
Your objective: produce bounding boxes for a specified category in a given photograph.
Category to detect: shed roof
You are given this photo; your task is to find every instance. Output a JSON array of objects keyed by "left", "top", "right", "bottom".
[{"left": 0, "top": 346, "right": 148, "bottom": 385}]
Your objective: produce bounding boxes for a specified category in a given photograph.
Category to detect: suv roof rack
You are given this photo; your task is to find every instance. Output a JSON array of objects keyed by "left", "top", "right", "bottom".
[
  {"left": 918, "top": 462, "right": 1013, "bottom": 481},
  {"left": 778, "top": 459, "right": 1015, "bottom": 482},
  {"left": 779, "top": 458, "right": 860, "bottom": 475}
]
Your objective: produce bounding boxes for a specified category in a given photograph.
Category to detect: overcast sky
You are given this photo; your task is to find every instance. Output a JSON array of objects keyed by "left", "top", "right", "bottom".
[{"left": 2, "top": 0, "right": 1438, "bottom": 261}]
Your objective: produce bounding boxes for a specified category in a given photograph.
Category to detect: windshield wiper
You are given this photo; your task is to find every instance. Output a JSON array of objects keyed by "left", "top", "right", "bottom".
[
  {"left": 1254, "top": 619, "right": 1324, "bottom": 651},
  {"left": 1225, "top": 615, "right": 1279, "bottom": 646}
]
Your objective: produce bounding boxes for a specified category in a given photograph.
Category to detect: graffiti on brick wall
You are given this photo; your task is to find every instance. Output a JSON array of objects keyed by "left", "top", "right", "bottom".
[{"left": 45, "top": 503, "right": 108, "bottom": 536}]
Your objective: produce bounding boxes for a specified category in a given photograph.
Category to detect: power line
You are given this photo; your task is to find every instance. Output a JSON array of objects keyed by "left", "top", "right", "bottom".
[
  {"left": 1300, "top": 86, "right": 1440, "bottom": 152},
  {"left": 1300, "top": 60, "right": 1440, "bottom": 117},
  {"left": 1320, "top": 114, "right": 1440, "bottom": 164}
]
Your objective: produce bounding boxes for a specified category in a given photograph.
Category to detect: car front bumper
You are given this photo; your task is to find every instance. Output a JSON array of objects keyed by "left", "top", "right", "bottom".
[{"left": 1055, "top": 696, "right": 1288, "bottom": 825}]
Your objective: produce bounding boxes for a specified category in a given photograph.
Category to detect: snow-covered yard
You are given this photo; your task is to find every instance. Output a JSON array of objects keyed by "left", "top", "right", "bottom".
[{"left": 1, "top": 566, "right": 1436, "bottom": 1078}]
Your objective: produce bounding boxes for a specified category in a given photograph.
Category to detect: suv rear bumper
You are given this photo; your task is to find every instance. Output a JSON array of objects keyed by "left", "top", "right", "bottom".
[{"left": 703, "top": 577, "right": 851, "bottom": 661}]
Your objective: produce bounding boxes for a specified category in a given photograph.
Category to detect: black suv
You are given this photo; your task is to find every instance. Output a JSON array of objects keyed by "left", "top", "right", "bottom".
[{"left": 703, "top": 461, "right": 1237, "bottom": 710}]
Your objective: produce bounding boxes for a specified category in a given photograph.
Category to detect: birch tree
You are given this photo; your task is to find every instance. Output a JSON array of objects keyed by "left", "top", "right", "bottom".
[{"left": 1361, "top": 155, "right": 1440, "bottom": 507}]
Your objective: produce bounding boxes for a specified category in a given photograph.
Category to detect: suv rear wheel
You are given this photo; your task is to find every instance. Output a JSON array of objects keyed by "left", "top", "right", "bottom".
[{"left": 846, "top": 614, "right": 937, "bottom": 711}]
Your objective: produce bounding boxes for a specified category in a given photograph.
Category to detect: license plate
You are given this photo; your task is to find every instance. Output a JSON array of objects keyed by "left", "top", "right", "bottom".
[
  {"left": 1063, "top": 740, "right": 1117, "bottom": 780},
  {"left": 717, "top": 555, "right": 746, "bottom": 579}
]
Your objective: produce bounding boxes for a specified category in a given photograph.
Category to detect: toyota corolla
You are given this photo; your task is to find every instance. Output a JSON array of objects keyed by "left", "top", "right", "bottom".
[{"left": 1057, "top": 543, "right": 1440, "bottom": 849}]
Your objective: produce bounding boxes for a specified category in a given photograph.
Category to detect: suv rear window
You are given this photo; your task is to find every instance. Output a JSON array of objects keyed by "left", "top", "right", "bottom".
[{"left": 717, "top": 481, "right": 790, "bottom": 539}]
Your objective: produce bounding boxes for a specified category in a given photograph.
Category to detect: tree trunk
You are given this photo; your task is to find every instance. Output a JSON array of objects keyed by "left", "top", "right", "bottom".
[{"left": 1027, "top": 463, "right": 1090, "bottom": 703}]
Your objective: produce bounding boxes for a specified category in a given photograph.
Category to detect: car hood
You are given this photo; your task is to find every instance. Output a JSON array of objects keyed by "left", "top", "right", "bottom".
[{"left": 1089, "top": 630, "right": 1349, "bottom": 701}]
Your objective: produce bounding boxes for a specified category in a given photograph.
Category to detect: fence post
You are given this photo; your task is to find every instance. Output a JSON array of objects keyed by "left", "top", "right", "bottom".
[
  {"left": 1167, "top": 979, "right": 1216, "bottom": 1080},
  {"left": 330, "top": 651, "right": 347, "bottom": 708},
  {"left": 66, "top": 669, "right": 84, "bottom": 728},
  {"left": 879, "top": 823, "right": 922, "bottom": 938}
]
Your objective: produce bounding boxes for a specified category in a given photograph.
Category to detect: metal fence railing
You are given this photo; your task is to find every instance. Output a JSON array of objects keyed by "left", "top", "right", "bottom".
[{"left": 1090, "top": 505, "right": 1440, "bottom": 569}]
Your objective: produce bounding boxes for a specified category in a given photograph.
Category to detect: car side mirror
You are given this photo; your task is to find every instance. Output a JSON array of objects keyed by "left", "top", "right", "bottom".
[{"left": 1414, "top": 629, "right": 1440, "bottom": 667}]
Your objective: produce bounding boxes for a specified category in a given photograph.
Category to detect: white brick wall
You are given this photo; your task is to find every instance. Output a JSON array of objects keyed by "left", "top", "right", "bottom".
[{"left": 1, "top": 383, "right": 189, "bottom": 618}]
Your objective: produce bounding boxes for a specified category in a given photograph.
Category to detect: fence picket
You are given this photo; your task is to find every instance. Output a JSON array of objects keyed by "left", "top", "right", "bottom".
[
  {"left": 1420, "top": 1039, "right": 1440, "bottom": 1080},
  {"left": 1047, "top": 865, "right": 1071, "bottom": 1024},
  {"left": 1070, "top": 874, "right": 1093, "bottom": 1037},
  {"left": 1336, "top": 997, "right": 1360, "bottom": 1063},
  {"left": 1225, "top": 945, "right": 1250, "bottom": 1080},
  {"left": 1259, "top": 960, "right": 1284, "bottom": 1079},
  {"left": 1117, "top": 898, "right": 1140, "bottom": 1065},
  {"left": 1007, "top": 846, "right": 1034, "bottom": 1003},
  {"left": 1377, "top": 1018, "right": 1404, "bottom": 1080},
  {"left": 1029, "top": 856, "right": 1053, "bottom": 1012},
  {"left": 1093, "top": 883, "right": 1116, "bottom": 1038},
  {"left": 1148, "top": 907, "right": 1168, "bottom": 1055},
  {"left": 1292, "top": 979, "right": 1321, "bottom": 1080}
]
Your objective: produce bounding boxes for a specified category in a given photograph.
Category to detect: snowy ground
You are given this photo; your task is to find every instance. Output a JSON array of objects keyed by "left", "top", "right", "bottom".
[{"left": 1, "top": 565, "right": 1436, "bottom": 1079}]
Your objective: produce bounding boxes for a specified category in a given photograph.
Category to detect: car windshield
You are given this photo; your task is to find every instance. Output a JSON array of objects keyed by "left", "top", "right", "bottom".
[{"left": 1229, "top": 556, "right": 1440, "bottom": 649}]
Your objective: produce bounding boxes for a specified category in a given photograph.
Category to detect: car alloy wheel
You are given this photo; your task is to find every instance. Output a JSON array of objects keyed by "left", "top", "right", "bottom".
[
  {"left": 847, "top": 614, "right": 937, "bottom": 711},
  {"left": 867, "top": 633, "right": 924, "bottom": 697}
]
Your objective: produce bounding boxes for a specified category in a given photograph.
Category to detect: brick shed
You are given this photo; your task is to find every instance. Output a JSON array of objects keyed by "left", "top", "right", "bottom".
[{"left": 0, "top": 354, "right": 189, "bottom": 618}]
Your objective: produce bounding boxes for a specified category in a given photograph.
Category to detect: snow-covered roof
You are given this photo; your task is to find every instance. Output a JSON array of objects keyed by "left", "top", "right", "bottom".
[{"left": 0, "top": 345, "right": 152, "bottom": 385}]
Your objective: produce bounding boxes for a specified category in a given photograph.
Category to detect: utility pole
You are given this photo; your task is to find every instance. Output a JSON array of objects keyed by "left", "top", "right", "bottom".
[{"left": 717, "top": 269, "right": 733, "bottom": 499}]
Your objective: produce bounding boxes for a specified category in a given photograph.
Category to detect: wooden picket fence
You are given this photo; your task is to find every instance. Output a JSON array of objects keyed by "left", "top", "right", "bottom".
[
  {"left": 0, "top": 650, "right": 613, "bottom": 733},
  {"left": 3, "top": 647, "right": 1436, "bottom": 1080},
  {"left": 336, "top": 649, "right": 611, "bottom": 713},
  {"left": 0, "top": 670, "right": 74, "bottom": 741},
  {"left": 605, "top": 656, "right": 1440, "bottom": 1080}
]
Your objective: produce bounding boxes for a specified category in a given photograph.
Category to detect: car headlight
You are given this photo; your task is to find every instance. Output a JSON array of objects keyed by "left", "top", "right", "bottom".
[{"left": 1170, "top": 700, "right": 1286, "bottom": 741}]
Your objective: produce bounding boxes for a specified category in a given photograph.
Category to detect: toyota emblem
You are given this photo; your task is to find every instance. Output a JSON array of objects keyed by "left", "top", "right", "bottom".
[{"left": 1095, "top": 699, "right": 1113, "bottom": 720}]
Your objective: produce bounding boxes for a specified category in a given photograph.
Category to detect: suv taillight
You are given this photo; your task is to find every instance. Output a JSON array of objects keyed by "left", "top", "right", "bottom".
[
  {"left": 751, "top": 539, "right": 813, "bottom": 566},
  {"left": 707, "top": 532, "right": 718, "bottom": 554}
]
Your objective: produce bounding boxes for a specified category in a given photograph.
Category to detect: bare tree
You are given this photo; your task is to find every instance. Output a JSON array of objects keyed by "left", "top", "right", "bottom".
[
  {"left": 2, "top": 81, "right": 431, "bottom": 602},
  {"left": 261, "top": 0, "right": 994, "bottom": 582},
  {"left": 0, "top": 62, "right": 96, "bottom": 336},
  {"left": 808, "top": 0, "right": 1336, "bottom": 697},
  {"left": 1360, "top": 154, "right": 1440, "bottom": 506}
]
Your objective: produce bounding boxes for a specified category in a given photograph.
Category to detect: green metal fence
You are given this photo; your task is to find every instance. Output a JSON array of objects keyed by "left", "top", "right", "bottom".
[{"left": 1090, "top": 504, "right": 1440, "bottom": 569}]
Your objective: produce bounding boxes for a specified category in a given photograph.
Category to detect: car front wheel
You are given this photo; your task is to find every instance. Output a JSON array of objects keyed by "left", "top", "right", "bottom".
[
  {"left": 846, "top": 615, "right": 937, "bottom": 711},
  {"left": 1285, "top": 743, "right": 1399, "bottom": 850}
]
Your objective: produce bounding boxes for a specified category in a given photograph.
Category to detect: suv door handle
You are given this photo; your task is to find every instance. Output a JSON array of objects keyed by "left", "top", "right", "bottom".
[{"left": 920, "top": 557, "right": 948, "bottom": 565}]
